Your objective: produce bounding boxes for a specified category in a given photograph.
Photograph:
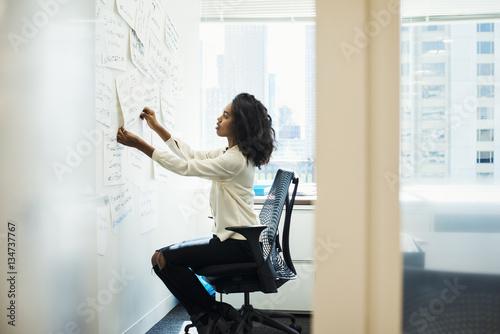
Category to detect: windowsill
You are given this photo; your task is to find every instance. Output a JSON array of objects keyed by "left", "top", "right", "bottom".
[
  {"left": 254, "top": 182, "right": 316, "bottom": 205},
  {"left": 254, "top": 195, "right": 316, "bottom": 206}
]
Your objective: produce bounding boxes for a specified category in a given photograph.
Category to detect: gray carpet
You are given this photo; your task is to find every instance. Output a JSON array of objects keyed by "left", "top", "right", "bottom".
[{"left": 145, "top": 303, "right": 311, "bottom": 334}]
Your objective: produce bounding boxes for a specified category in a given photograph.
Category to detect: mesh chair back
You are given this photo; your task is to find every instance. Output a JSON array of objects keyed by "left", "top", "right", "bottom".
[{"left": 259, "top": 169, "right": 298, "bottom": 280}]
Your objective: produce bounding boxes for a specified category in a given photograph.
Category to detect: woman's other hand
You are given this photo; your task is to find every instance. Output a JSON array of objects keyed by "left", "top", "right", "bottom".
[
  {"left": 140, "top": 107, "right": 160, "bottom": 130},
  {"left": 117, "top": 126, "right": 140, "bottom": 148}
]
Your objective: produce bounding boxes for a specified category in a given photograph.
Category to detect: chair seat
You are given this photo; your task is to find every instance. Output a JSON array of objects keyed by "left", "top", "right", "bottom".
[{"left": 195, "top": 262, "right": 258, "bottom": 277}]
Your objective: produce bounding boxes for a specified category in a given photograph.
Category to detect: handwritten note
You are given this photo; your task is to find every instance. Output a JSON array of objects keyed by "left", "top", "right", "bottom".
[
  {"left": 149, "top": 39, "right": 171, "bottom": 90},
  {"left": 110, "top": 184, "right": 134, "bottom": 231},
  {"left": 140, "top": 182, "right": 158, "bottom": 233},
  {"left": 150, "top": 0, "right": 163, "bottom": 40},
  {"left": 116, "top": 68, "right": 144, "bottom": 128},
  {"left": 130, "top": 29, "right": 149, "bottom": 76},
  {"left": 103, "top": 129, "right": 126, "bottom": 186},
  {"left": 144, "top": 81, "right": 160, "bottom": 113},
  {"left": 135, "top": 0, "right": 152, "bottom": 45},
  {"left": 171, "top": 56, "right": 184, "bottom": 99},
  {"left": 127, "top": 144, "right": 149, "bottom": 185},
  {"left": 165, "top": 13, "right": 179, "bottom": 54},
  {"left": 160, "top": 91, "right": 176, "bottom": 131},
  {"left": 99, "top": 10, "right": 128, "bottom": 71},
  {"left": 97, "top": 205, "right": 110, "bottom": 255},
  {"left": 95, "top": 64, "right": 113, "bottom": 127},
  {"left": 116, "top": 0, "right": 137, "bottom": 30}
]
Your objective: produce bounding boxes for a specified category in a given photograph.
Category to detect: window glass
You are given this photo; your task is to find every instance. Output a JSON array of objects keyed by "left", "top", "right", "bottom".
[
  {"left": 400, "top": 15, "right": 500, "bottom": 333},
  {"left": 477, "top": 41, "right": 494, "bottom": 54},
  {"left": 199, "top": 22, "right": 316, "bottom": 184}
]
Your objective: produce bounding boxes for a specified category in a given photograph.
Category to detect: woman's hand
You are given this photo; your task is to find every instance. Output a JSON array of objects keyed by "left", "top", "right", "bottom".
[
  {"left": 117, "top": 126, "right": 141, "bottom": 148},
  {"left": 140, "top": 107, "right": 160, "bottom": 130},
  {"left": 141, "top": 106, "right": 172, "bottom": 142}
]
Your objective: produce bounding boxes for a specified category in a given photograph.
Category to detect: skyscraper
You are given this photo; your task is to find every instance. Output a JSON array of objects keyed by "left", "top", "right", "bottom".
[{"left": 400, "top": 22, "right": 499, "bottom": 183}]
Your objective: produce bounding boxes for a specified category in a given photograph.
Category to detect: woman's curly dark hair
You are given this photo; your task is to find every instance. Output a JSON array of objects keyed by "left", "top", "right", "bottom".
[{"left": 230, "top": 93, "right": 276, "bottom": 168}]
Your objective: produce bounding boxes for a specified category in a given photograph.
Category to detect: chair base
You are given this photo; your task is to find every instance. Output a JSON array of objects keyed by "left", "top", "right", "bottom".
[
  {"left": 184, "top": 304, "right": 302, "bottom": 334},
  {"left": 231, "top": 304, "right": 301, "bottom": 334}
]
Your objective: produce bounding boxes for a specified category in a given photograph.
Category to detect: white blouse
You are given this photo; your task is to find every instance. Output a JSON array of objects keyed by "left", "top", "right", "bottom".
[{"left": 151, "top": 137, "right": 259, "bottom": 241}]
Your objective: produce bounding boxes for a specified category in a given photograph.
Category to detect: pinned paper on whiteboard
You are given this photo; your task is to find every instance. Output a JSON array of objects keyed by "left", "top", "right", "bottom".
[
  {"left": 116, "top": 68, "right": 145, "bottom": 128},
  {"left": 110, "top": 184, "right": 134, "bottom": 231},
  {"left": 103, "top": 129, "right": 126, "bottom": 186},
  {"left": 130, "top": 29, "right": 150, "bottom": 76},
  {"left": 95, "top": 64, "right": 114, "bottom": 127},
  {"left": 150, "top": 0, "right": 163, "bottom": 40},
  {"left": 135, "top": 0, "right": 152, "bottom": 44},
  {"left": 116, "top": 0, "right": 137, "bottom": 30},
  {"left": 165, "top": 13, "right": 179, "bottom": 54},
  {"left": 99, "top": 9, "right": 128, "bottom": 71}
]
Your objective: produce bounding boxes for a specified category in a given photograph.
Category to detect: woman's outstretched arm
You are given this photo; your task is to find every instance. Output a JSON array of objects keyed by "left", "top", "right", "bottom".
[{"left": 116, "top": 126, "right": 155, "bottom": 158}]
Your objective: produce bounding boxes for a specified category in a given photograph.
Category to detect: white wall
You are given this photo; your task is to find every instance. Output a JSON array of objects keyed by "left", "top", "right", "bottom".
[{"left": 0, "top": 1, "right": 202, "bottom": 333}]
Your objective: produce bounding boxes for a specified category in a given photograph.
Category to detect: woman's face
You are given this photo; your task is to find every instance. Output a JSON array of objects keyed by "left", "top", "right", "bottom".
[{"left": 216, "top": 102, "right": 234, "bottom": 139}]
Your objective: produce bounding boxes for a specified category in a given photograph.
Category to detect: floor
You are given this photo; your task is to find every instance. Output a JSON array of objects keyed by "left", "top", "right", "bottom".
[{"left": 145, "top": 303, "right": 311, "bottom": 334}]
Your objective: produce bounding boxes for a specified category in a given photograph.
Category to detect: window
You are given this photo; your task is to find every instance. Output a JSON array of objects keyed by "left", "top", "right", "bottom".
[
  {"left": 422, "top": 63, "right": 445, "bottom": 76},
  {"left": 477, "top": 129, "right": 494, "bottom": 141},
  {"left": 477, "top": 41, "right": 494, "bottom": 54},
  {"left": 477, "top": 151, "right": 494, "bottom": 163},
  {"left": 422, "top": 85, "right": 445, "bottom": 98},
  {"left": 477, "top": 85, "right": 494, "bottom": 98},
  {"left": 422, "top": 41, "right": 445, "bottom": 54},
  {"left": 422, "top": 151, "right": 445, "bottom": 164},
  {"left": 477, "top": 107, "right": 494, "bottom": 120},
  {"left": 422, "top": 129, "right": 446, "bottom": 143},
  {"left": 400, "top": 4, "right": 500, "bottom": 332},
  {"left": 477, "top": 63, "right": 494, "bottom": 75},
  {"left": 200, "top": 2, "right": 316, "bottom": 183},
  {"left": 423, "top": 25, "right": 445, "bottom": 31},
  {"left": 477, "top": 23, "right": 494, "bottom": 32},
  {"left": 422, "top": 107, "right": 445, "bottom": 120}
]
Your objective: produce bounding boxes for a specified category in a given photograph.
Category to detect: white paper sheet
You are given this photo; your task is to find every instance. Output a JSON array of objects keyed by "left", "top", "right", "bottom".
[
  {"left": 149, "top": 0, "right": 163, "bottom": 40},
  {"left": 116, "top": 0, "right": 137, "bottom": 30},
  {"left": 148, "top": 39, "right": 171, "bottom": 90},
  {"left": 165, "top": 13, "right": 179, "bottom": 54},
  {"left": 135, "top": 0, "right": 152, "bottom": 45},
  {"left": 103, "top": 129, "right": 126, "bottom": 186},
  {"left": 116, "top": 68, "right": 145, "bottom": 128},
  {"left": 130, "top": 29, "right": 150, "bottom": 76},
  {"left": 110, "top": 184, "right": 134, "bottom": 231},
  {"left": 160, "top": 91, "right": 176, "bottom": 131},
  {"left": 99, "top": 10, "right": 128, "bottom": 71},
  {"left": 95, "top": 64, "right": 114, "bottom": 127}
]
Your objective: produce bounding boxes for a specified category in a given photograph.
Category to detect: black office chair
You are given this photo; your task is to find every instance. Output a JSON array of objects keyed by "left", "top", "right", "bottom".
[{"left": 189, "top": 169, "right": 301, "bottom": 334}]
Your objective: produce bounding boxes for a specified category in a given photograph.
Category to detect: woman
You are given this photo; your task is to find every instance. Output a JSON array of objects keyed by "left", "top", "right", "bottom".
[{"left": 116, "top": 93, "right": 276, "bottom": 334}]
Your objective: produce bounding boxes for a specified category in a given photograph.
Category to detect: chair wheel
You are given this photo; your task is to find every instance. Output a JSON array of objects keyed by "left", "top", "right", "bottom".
[{"left": 290, "top": 322, "right": 302, "bottom": 332}]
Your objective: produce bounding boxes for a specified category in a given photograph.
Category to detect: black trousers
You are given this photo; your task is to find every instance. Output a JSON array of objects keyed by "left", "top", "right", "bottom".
[{"left": 154, "top": 235, "right": 253, "bottom": 316}]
